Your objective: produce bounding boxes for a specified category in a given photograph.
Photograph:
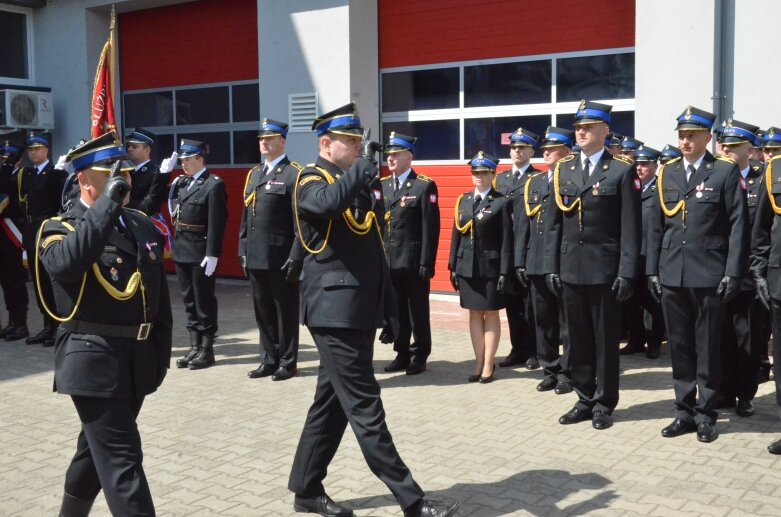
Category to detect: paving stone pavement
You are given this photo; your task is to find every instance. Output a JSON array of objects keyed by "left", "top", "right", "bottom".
[{"left": 2, "top": 279, "right": 781, "bottom": 516}]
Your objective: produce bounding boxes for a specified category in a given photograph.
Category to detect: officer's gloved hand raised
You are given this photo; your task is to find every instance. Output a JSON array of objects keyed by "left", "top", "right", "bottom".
[
  {"left": 361, "top": 140, "right": 384, "bottom": 166},
  {"left": 514, "top": 267, "right": 528, "bottom": 288},
  {"left": 647, "top": 275, "right": 662, "bottom": 303},
  {"left": 752, "top": 271, "right": 771, "bottom": 311},
  {"left": 200, "top": 256, "right": 218, "bottom": 276},
  {"left": 379, "top": 316, "right": 399, "bottom": 344},
  {"left": 449, "top": 271, "right": 459, "bottom": 291},
  {"left": 281, "top": 258, "right": 302, "bottom": 283},
  {"left": 716, "top": 276, "right": 739, "bottom": 304},
  {"left": 611, "top": 277, "right": 634, "bottom": 302},
  {"left": 55, "top": 154, "right": 73, "bottom": 174},
  {"left": 545, "top": 273, "right": 562, "bottom": 297},
  {"left": 104, "top": 161, "right": 131, "bottom": 204},
  {"left": 159, "top": 151, "right": 178, "bottom": 174}
]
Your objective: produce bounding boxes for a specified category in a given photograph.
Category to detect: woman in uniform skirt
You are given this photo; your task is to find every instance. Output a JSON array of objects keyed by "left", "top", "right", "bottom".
[{"left": 448, "top": 151, "right": 513, "bottom": 383}]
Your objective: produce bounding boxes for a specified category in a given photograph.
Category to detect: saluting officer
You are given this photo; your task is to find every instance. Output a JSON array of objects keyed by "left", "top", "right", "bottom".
[
  {"left": 647, "top": 106, "right": 748, "bottom": 443},
  {"left": 37, "top": 132, "right": 172, "bottom": 516},
  {"left": 0, "top": 137, "right": 30, "bottom": 341},
  {"left": 380, "top": 132, "right": 440, "bottom": 375},
  {"left": 240, "top": 118, "right": 303, "bottom": 382},
  {"left": 124, "top": 128, "right": 173, "bottom": 216},
  {"left": 544, "top": 100, "right": 641, "bottom": 431},
  {"left": 515, "top": 127, "right": 575, "bottom": 394},
  {"left": 621, "top": 146, "right": 665, "bottom": 359},
  {"left": 170, "top": 139, "right": 227, "bottom": 370},
  {"left": 494, "top": 128, "right": 539, "bottom": 370},
  {"left": 20, "top": 133, "right": 68, "bottom": 347},
  {"left": 288, "top": 102, "right": 459, "bottom": 517},
  {"left": 716, "top": 119, "right": 765, "bottom": 417}
]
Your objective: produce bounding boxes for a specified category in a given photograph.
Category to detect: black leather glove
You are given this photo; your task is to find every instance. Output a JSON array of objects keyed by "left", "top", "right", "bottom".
[
  {"left": 496, "top": 274, "right": 508, "bottom": 294},
  {"left": 104, "top": 161, "right": 130, "bottom": 204},
  {"left": 545, "top": 273, "right": 561, "bottom": 297},
  {"left": 449, "top": 271, "right": 459, "bottom": 291},
  {"left": 350, "top": 156, "right": 379, "bottom": 184},
  {"left": 379, "top": 316, "right": 399, "bottom": 344},
  {"left": 647, "top": 275, "right": 662, "bottom": 303},
  {"left": 361, "top": 140, "right": 384, "bottom": 166},
  {"left": 716, "top": 276, "right": 740, "bottom": 304},
  {"left": 515, "top": 267, "right": 528, "bottom": 288},
  {"left": 419, "top": 265, "right": 433, "bottom": 280},
  {"left": 281, "top": 258, "right": 302, "bottom": 283},
  {"left": 752, "top": 271, "right": 771, "bottom": 311},
  {"left": 611, "top": 277, "right": 634, "bottom": 302}
]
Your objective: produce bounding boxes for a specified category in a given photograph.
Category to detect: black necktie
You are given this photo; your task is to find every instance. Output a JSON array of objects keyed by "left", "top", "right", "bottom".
[
  {"left": 262, "top": 163, "right": 269, "bottom": 176},
  {"left": 472, "top": 194, "right": 482, "bottom": 213},
  {"left": 514, "top": 170, "right": 521, "bottom": 183},
  {"left": 582, "top": 159, "right": 591, "bottom": 183},
  {"left": 687, "top": 164, "right": 696, "bottom": 185},
  {"left": 395, "top": 177, "right": 400, "bottom": 191}
]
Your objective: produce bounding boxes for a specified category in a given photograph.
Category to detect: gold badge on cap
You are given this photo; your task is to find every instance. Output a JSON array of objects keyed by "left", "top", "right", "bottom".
[
  {"left": 726, "top": 118, "right": 733, "bottom": 127},
  {"left": 579, "top": 99, "right": 587, "bottom": 110},
  {"left": 770, "top": 128, "right": 776, "bottom": 138},
  {"left": 389, "top": 131, "right": 396, "bottom": 138},
  {"left": 684, "top": 107, "right": 692, "bottom": 120},
  {"left": 478, "top": 151, "right": 484, "bottom": 158}
]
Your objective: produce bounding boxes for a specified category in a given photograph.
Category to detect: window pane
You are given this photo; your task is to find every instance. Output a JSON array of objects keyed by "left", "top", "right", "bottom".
[
  {"left": 178, "top": 131, "right": 231, "bottom": 165},
  {"left": 464, "top": 115, "right": 551, "bottom": 160},
  {"left": 123, "top": 92, "right": 173, "bottom": 127},
  {"left": 381, "top": 120, "right": 459, "bottom": 160},
  {"left": 0, "top": 11, "right": 28, "bottom": 79},
  {"left": 464, "top": 61, "right": 551, "bottom": 107},
  {"left": 176, "top": 87, "right": 229, "bottom": 125},
  {"left": 557, "top": 53, "right": 634, "bottom": 101},
  {"left": 557, "top": 111, "right": 635, "bottom": 139},
  {"left": 233, "top": 130, "right": 261, "bottom": 165},
  {"left": 232, "top": 84, "right": 259, "bottom": 123},
  {"left": 382, "top": 68, "right": 459, "bottom": 112}
]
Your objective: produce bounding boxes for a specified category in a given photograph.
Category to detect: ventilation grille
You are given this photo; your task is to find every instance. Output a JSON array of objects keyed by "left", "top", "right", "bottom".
[{"left": 288, "top": 92, "right": 318, "bottom": 132}]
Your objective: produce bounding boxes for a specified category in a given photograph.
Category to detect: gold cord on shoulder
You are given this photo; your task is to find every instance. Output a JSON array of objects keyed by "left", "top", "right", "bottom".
[
  {"left": 765, "top": 157, "right": 781, "bottom": 216},
  {"left": 656, "top": 161, "right": 686, "bottom": 224},
  {"left": 524, "top": 172, "right": 543, "bottom": 218},
  {"left": 34, "top": 219, "right": 86, "bottom": 323},
  {"left": 453, "top": 193, "right": 473, "bottom": 239},
  {"left": 552, "top": 159, "right": 583, "bottom": 228}
]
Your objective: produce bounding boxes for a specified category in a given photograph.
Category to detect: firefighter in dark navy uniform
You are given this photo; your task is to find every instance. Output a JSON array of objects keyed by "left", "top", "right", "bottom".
[
  {"left": 543, "top": 100, "right": 642, "bottom": 431},
  {"left": 494, "top": 128, "right": 539, "bottom": 370},
  {"left": 124, "top": 128, "right": 172, "bottom": 217},
  {"left": 170, "top": 139, "right": 227, "bottom": 370},
  {"left": 647, "top": 106, "right": 748, "bottom": 443},
  {"left": 288, "top": 102, "right": 459, "bottom": 517},
  {"left": 380, "top": 132, "right": 440, "bottom": 375},
  {"left": 240, "top": 118, "right": 303, "bottom": 382},
  {"left": 36, "top": 132, "right": 172, "bottom": 517}
]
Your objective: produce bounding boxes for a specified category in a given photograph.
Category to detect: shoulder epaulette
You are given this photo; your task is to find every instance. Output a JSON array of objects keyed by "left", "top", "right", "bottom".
[
  {"left": 305, "top": 163, "right": 317, "bottom": 168},
  {"left": 249, "top": 164, "right": 262, "bottom": 174},
  {"left": 558, "top": 154, "right": 576, "bottom": 164},
  {"left": 528, "top": 171, "right": 545, "bottom": 179},
  {"left": 665, "top": 157, "right": 682, "bottom": 165},
  {"left": 289, "top": 161, "right": 305, "bottom": 172},
  {"left": 717, "top": 156, "right": 736, "bottom": 164},
  {"left": 611, "top": 155, "right": 633, "bottom": 165},
  {"left": 415, "top": 174, "right": 431, "bottom": 182},
  {"left": 380, "top": 176, "right": 392, "bottom": 182}
]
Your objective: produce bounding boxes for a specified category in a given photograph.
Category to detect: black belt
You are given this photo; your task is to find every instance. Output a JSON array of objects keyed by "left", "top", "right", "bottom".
[
  {"left": 176, "top": 222, "right": 206, "bottom": 233},
  {"left": 61, "top": 320, "right": 153, "bottom": 340}
]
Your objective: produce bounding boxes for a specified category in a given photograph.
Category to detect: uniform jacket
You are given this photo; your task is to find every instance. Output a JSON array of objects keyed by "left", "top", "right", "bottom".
[
  {"left": 19, "top": 161, "right": 67, "bottom": 249},
  {"left": 60, "top": 173, "right": 81, "bottom": 212},
  {"left": 543, "top": 151, "right": 641, "bottom": 284},
  {"left": 0, "top": 162, "right": 24, "bottom": 220},
  {"left": 296, "top": 156, "right": 393, "bottom": 330},
  {"left": 128, "top": 161, "right": 170, "bottom": 217},
  {"left": 646, "top": 152, "right": 748, "bottom": 288},
  {"left": 448, "top": 188, "right": 513, "bottom": 279},
  {"left": 494, "top": 165, "right": 537, "bottom": 202},
  {"left": 38, "top": 195, "right": 173, "bottom": 399},
  {"left": 640, "top": 181, "right": 658, "bottom": 258},
  {"left": 238, "top": 156, "right": 303, "bottom": 270},
  {"left": 380, "top": 169, "right": 440, "bottom": 274},
  {"left": 514, "top": 170, "right": 553, "bottom": 276},
  {"left": 171, "top": 170, "right": 228, "bottom": 263},
  {"left": 751, "top": 156, "right": 781, "bottom": 299},
  {"left": 738, "top": 162, "right": 764, "bottom": 290}
]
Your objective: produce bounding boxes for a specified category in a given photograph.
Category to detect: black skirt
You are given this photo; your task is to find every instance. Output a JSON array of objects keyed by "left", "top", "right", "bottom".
[{"left": 457, "top": 275, "right": 505, "bottom": 311}]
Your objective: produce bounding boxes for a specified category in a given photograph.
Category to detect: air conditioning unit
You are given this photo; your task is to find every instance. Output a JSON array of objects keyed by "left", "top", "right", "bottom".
[{"left": 0, "top": 89, "right": 55, "bottom": 130}]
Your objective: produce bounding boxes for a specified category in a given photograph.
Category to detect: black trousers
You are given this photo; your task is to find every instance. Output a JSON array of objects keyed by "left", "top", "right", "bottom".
[
  {"left": 624, "top": 277, "right": 665, "bottom": 351},
  {"left": 24, "top": 224, "right": 55, "bottom": 328},
  {"left": 560, "top": 282, "right": 620, "bottom": 414},
  {"left": 720, "top": 290, "right": 762, "bottom": 401},
  {"left": 175, "top": 262, "right": 218, "bottom": 333},
  {"left": 66, "top": 396, "right": 153, "bottom": 516},
  {"left": 0, "top": 230, "right": 28, "bottom": 324},
  {"left": 390, "top": 272, "right": 431, "bottom": 362},
  {"left": 289, "top": 327, "right": 424, "bottom": 510},
  {"left": 661, "top": 286, "right": 723, "bottom": 424},
  {"left": 529, "top": 275, "right": 568, "bottom": 381},
  {"left": 248, "top": 268, "right": 299, "bottom": 369},
  {"left": 505, "top": 277, "right": 536, "bottom": 360},
  {"left": 770, "top": 299, "right": 781, "bottom": 414}
]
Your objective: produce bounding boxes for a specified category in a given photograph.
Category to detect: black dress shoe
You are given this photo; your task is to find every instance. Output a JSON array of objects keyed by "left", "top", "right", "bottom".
[
  {"left": 736, "top": 399, "right": 755, "bottom": 417},
  {"left": 467, "top": 374, "right": 480, "bottom": 383},
  {"left": 26, "top": 328, "right": 50, "bottom": 345},
  {"left": 559, "top": 407, "right": 592, "bottom": 425},
  {"left": 479, "top": 364, "right": 495, "bottom": 384},
  {"left": 696, "top": 422, "right": 718, "bottom": 443},
  {"left": 554, "top": 380, "right": 573, "bottom": 395},
  {"left": 525, "top": 357, "right": 540, "bottom": 370},
  {"left": 661, "top": 418, "right": 696, "bottom": 438},
  {"left": 293, "top": 494, "right": 353, "bottom": 516},
  {"left": 406, "top": 362, "right": 426, "bottom": 375},
  {"left": 768, "top": 438, "right": 781, "bottom": 455},
  {"left": 247, "top": 363, "right": 277, "bottom": 379},
  {"left": 404, "top": 499, "right": 461, "bottom": 517},
  {"left": 272, "top": 366, "right": 297, "bottom": 381},
  {"left": 536, "top": 377, "right": 557, "bottom": 392},
  {"left": 645, "top": 346, "right": 661, "bottom": 359},
  {"left": 42, "top": 336, "right": 54, "bottom": 347},
  {"left": 592, "top": 411, "right": 613, "bottom": 430},
  {"left": 498, "top": 354, "right": 525, "bottom": 367},
  {"left": 0, "top": 322, "right": 13, "bottom": 339},
  {"left": 4, "top": 324, "right": 29, "bottom": 341},
  {"left": 384, "top": 355, "right": 411, "bottom": 373}
]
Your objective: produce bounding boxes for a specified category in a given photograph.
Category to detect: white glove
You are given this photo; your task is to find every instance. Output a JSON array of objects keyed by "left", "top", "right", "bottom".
[
  {"left": 159, "top": 151, "right": 178, "bottom": 174},
  {"left": 55, "top": 154, "right": 73, "bottom": 174},
  {"left": 200, "top": 256, "right": 218, "bottom": 276}
]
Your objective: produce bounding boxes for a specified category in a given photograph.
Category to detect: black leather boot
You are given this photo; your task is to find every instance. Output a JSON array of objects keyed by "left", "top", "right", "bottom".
[
  {"left": 58, "top": 492, "right": 94, "bottom": 517},
  {"left": 176, "top": 329, "right": 201, "bottom": 368},
  {"left": 188, "top": 331, "right": 215, "bottom": 370},
  {"left": 0, "top": 321, "right": 12, "bottom": 339},
  {"left": 5, "top": 319, "right": 30, "bottom": 341},
  {"left": 26, "top": 327, "right": 50, "bottom": 345}
]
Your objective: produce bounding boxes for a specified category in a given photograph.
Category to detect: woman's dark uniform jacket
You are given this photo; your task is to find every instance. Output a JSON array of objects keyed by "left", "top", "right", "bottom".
[
  {"left": 171, "top": 171, "right": 227, "bottom": 264},
  {"left": 37, "top": 195, "right": 173, "bottom": 397}
]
